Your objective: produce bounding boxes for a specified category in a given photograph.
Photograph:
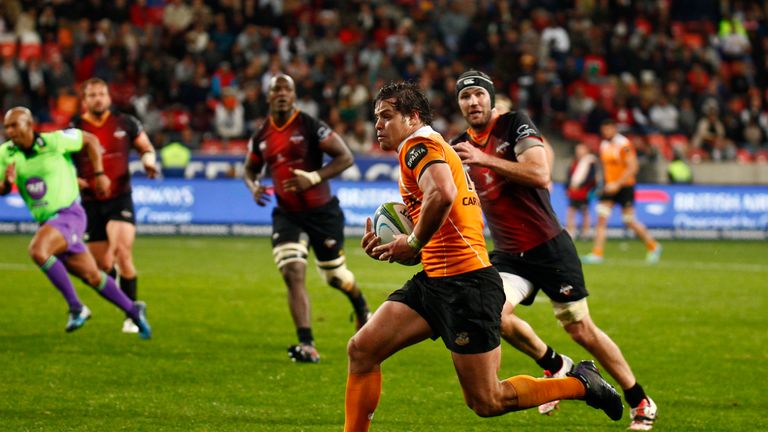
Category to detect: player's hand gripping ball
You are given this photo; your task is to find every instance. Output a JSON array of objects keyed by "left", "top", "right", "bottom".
[{"left": 373, "top": 202, "right": 420, "bottom": 266}]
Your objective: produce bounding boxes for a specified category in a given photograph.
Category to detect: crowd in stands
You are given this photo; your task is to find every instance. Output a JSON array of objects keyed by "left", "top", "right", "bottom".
[{"left": 1, "top": 0, "right": 767, "bottom": 164}]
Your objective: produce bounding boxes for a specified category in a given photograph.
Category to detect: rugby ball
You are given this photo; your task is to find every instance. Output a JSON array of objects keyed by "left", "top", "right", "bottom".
[{"left": 373, "top": 202, "right": 414, "bottom": 244}]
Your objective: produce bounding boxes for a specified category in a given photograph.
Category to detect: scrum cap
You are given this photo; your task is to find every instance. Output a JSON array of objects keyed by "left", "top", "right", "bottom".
[{"left": 456, "top": 70, "right": 495, "bottom": 108}]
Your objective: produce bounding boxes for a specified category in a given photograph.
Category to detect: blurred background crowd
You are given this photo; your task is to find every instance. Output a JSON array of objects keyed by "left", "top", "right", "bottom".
[{"left": 1, "top": 0, "right": 767, "bottom": 165}]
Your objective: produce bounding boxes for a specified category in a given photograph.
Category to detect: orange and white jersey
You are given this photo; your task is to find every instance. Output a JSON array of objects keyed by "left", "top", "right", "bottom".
[
  {"left": 599, "top": 132, "right": 636, "bottom": 186},
  {"left": 397, "top": 126, "right": 491, "bottom": 277}
]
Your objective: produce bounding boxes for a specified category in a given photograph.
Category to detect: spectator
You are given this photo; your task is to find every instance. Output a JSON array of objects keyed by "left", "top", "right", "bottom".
[
  {"left": 691, "top": 102, "right": 730, "bottom": 161},
  {"left": 214, "top": 87, "right": 245, "bottom": 140},
  {"left": 649, "top": 95, "right": 681, "bottom": 135}
]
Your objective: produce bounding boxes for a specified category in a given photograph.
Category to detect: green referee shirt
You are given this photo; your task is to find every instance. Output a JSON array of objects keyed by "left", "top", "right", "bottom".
[{"left": 0, "top": 129, "right": 84, "bottom": 222}]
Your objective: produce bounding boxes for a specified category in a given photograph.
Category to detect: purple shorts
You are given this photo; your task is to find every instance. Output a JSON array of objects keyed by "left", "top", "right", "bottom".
[{"left": 44, "top": 202, "right": 88, "bottom": 255}]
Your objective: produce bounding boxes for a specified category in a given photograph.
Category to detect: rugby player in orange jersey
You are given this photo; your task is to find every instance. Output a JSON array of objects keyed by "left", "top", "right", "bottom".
[
  {"left": 343, "top": 81, "right": 622, "bottom": 432},
  {"left": 583, "top": 118, "right": 662, "bottom": 265}
]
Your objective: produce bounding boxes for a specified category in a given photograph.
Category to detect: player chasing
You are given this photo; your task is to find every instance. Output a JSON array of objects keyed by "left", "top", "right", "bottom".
[
  {"left": 344, "top": 81, "right": 623, "bottom": 432},
  {"left": 71, "top": 78, "right": 159, "bottom": 334},
  {"left": 451, "top": 70, "right": 656, "bottom": 430},
  {"left": 243, "top": 74, "right": 370, "bottom": 363},
  {"left": 582, "top": 118, "right": 662, "bottom": 264},
  {"left": 0, "top": 107, "right": 151, "bottom": 339}
]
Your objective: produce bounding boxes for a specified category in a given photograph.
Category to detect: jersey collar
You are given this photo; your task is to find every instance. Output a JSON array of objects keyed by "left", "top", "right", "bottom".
[
  {"left": 269, "top": 109, "right": 300, "bottom": 132},
  {"left": 466, "top": 111, "right": 500, "bottom": 146},
  {"left": 83, "top": 111, "right": 112, "bottom": 127},
  {"left": 396, "top": 125, "right": 435, "bottom": 154}
]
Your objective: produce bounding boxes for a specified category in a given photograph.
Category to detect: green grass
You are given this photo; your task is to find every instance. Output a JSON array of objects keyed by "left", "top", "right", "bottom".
[{"left": 1, "top": 235, "right": 766, "bottom": 431}]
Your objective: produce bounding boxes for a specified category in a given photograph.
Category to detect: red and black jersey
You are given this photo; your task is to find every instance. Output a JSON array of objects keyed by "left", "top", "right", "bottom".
[
  {"left": 247, "top": 110, "right": 334, "bottom": 212},
  {"left": 450, "top": 111, "right": 562, "bottom": 254},
  {"left": 71, "top": 111, "right": 142, "bottom": 201}
]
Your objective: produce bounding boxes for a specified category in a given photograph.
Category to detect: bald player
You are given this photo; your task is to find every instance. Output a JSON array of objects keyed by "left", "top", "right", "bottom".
[
  {"left": 244, "top": 73, "right": 370, "bottom": 363},
  {"left": 0, "top": 107, "right": 151, "bottom": 339}
]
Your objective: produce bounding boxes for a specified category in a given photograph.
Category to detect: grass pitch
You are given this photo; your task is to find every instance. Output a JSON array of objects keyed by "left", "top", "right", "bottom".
[{"left": 1, "top": 235, "right": 766, "bottom": 431}]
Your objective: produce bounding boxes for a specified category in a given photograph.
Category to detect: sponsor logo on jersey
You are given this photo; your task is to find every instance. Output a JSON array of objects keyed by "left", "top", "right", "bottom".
[
  {"left": 25, "top": 177, "right": 46, "bottom": 200},
  {"left": 516, "top": 124, "right": 537, "bottom": 141},
  {"left": 317, "top": 125, "right": 332, "bottom": 141},
  {"left": 462, "top": 196, "right": 479, "bottom": 206},
  {"left": 114, "top": 130, "right": 127, "bottom": 138},
  {"left": 404, "top": 143, "right": 427, "bottom": 169},
  {"left": 289, "top": 135, "right": 304, "bottom": 144},
  {"left": 258, "top": 141, "right": 267, "bottom": 152},
  {"left": 496, "top": 141, "right": 510, "bottom": 153},
  {"left": 454, "top": 331, "right": 470, "bottom": 346}
]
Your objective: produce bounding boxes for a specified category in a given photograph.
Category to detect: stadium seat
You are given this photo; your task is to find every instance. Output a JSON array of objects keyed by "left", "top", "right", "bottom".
[
  {"left": 668, "top": 134, "right": 690, "bottom": 152},
  {"left": 225, "top": 139, "right": 249, "bottom": 155},
  {"left": 582, "top": 133, "right": 601, "bottom": 153},
  {"left": 562, "top": 120, "right": 584, "bottom": 141},
  {"left": 200, "top": 139, "right": 224, "bottom": 155},
  {"left": 754, "top": 150, "right": 768, "bottom": 163},
  {"left": 736, "top": 149, "right": 754, "bottom": 164},
  {"left": 646, "top": 134, "right": 673, "bottom": 160}
]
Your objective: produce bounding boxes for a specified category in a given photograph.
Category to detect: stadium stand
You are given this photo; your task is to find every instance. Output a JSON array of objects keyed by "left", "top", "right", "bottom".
[{"left": 0, "top": 0, "right": 766, "bottom": 173}]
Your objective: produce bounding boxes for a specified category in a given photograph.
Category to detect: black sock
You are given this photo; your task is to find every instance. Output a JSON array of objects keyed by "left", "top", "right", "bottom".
[
  {"left": 108, "top": 267, "right": 117, "bottom": 279},
  {"left": 624, "top": 383, "right": 647, "bottom": 408},
  {"left": 536, "top": 346, "right": 564, "bottom": 373},
  {"left": 348, "top": 292, "right": 369, "bottom": 318},
  {"left": 297, "top": 327, "right": 314, "bottom": 345},
  {"left": 120, "top": 276, "right": 137, "bottom": 301}
]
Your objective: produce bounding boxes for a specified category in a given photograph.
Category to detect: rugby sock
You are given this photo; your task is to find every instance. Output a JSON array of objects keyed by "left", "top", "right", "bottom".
[
  {"left": 592, "top": 248, "right": 604, "bottom": 256},
  {"left": 41, "top": 256, "right": 82, "bottom": 312},
  {"left": 120, "top": 276, "right": 137, "bottom": 301},
  {"left": 349, "top": 292, "right": 369, "bottom": 320},
  {"left": 108, "top": 267, "right": 117, "bottom": 280},
  {"left": 505, "top": 375, "right": 585, "bottom": 408},
  {"left": 645, "top": 241, "right": 658, "bottom": 251},
  {"left": 536, "top": 346, "right": 564, "bottom": 374},
  {"left": 344, "top": 370, "right": 382, "bottom": 432},
  {"left": 623, "top": 382, "right": 647, "bottom": 408},
  {"left": 93, "top": 272, "right": 136, "bottom": 315},
  {"left": 297, "top": 327, "right": 314, "bottom": 345}
]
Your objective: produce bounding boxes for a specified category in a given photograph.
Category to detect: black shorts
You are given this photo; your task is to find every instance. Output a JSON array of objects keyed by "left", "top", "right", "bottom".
[
  {"left": 388, "top": 266, "right": 504, "bottom": 355},
  {"left": 598, "top": 185, "right": 635, "bottom": 209},
  {"left": 490, "top": 230, "right": 589, "bottom": 305},
  {"left": 568, "top": 198, "right": 589, "bottom": 210},
  {"left": 272, "top": 197, "right": 346, "bottom": 262},
  {"left": 82, "top": 193, "right": 136, "bottom": 242}
]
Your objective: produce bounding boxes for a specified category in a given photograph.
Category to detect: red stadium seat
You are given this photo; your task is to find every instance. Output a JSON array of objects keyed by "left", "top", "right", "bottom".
[
  {"left": 736, "top": 149, "right": 754, "bottom": 164},
  {"left": 646, "top": 134, "right": 673, "bottom": 160},
  {"left": 582, "top": 133, "right": 601, "bottom": 153},
  {"left": 754, "top": 150, "right": 768, "bottom": 163},
  {"left": 200, "top": 139, "right": 224, "bottom": 155},
  {"left": 561, "top": 120, "right": 584, "bottom": 141},
  {"left": 225, "top": 139, "right": 248, "bottom": 155},
  {"left": 668, "top": 134, "right": 689, "bottom": 152}
]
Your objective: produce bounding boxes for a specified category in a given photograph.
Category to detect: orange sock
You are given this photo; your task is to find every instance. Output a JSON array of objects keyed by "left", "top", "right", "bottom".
[
  {"left": 505, "top": 375, "right": 585, "bottom": 408},
  {"left": 646, "top": 241, "right": 657, "bottom": 251},
  {"left": 592, "top": 248, "right": 603, "bottom": 256},
  {"left": 344, "top": 371, "right": 382, "bottom": 432}
]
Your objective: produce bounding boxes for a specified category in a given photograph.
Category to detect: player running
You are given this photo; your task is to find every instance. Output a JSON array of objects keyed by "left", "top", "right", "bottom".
[
  {"left": 243, "top": 73, "right": 370, "bottom": 363},
  {"left": 71, "top": 78, "right": 159, "bottom": 334},
  {"left": 451, "top": 70, "right": 656, "bottom": 429},
  {"left": 344, "top": 81, "right": 622, "bottom": 431},
  {"left": 0, "top": 107, "right": 151, "bottom": 339}
]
